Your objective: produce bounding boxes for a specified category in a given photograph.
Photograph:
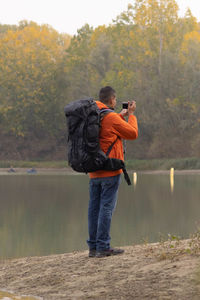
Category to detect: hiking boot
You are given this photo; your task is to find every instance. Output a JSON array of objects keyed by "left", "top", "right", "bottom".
[
  {"left": 88, "top": 249, "right": 96, "bottom": 257},
  {"left": 96, "top": 248, "right": 124, "bottom": 258}
]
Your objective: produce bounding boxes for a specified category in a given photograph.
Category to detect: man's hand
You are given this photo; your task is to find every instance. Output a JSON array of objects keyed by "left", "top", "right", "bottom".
[
  {"left": 119, "top": 108, "right": 128, "bottom": 117},
  {"left": 128, "top": 101, "right": 136, "bottom": 116},
  {"left": 119, "top": 101, "right": 136, "bottom": 117}
]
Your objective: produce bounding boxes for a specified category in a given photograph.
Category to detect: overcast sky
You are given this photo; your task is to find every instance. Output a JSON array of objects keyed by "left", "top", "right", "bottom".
[{"left": 1, "top": 0, "right": 200, "bottom": 35}]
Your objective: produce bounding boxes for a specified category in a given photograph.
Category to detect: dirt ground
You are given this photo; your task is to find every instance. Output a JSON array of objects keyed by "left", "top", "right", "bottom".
[{"left": 0, "top": 240, "right": 200, "bottom": 300}]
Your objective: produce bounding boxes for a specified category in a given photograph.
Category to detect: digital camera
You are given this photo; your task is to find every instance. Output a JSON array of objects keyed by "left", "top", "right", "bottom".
[{"left": 122, "top": 102, "right": 128, "bottom": 109}]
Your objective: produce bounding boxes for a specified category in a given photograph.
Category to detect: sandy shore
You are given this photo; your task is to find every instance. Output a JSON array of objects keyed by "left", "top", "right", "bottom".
[{"left": 0, "top": 240, "right": 200, "bottom": 299}]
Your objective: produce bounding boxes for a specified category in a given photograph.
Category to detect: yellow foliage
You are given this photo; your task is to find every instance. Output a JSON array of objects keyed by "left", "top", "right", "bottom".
[
  {"left": 166, "top": 98, "right": 180, "bottom": 107},
  {"left": 129, "top": 31, "right": 135, "bottom": 39},
  {"left": 184, "top": 31, "right": 200, "bottom": 43},
  {"left": 180, "top": 31, "right": 200, "bottom": 64},
  {"left": 0, "top": 21, "right": 71, "bottom": 137},
  {"left": 145, "top": 50, "right": 153, "bottom": 56},
  {"left": 90, "top": 25, "right": 107, "bottom": 47}
]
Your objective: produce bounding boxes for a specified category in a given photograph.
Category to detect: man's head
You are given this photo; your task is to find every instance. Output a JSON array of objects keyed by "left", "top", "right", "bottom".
[{"left": 99, "top": 86, "right": 116, "bottom": 108}]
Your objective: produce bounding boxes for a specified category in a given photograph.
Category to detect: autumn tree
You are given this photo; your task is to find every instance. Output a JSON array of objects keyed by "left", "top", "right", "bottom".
[{"left": 0, "top": 21, "right": 70, "bottom": 139}]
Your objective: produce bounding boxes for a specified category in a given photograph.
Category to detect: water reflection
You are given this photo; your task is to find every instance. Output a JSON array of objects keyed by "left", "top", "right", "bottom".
[{"left": 0, "top": 173, "right": 199, "bottom": 258}]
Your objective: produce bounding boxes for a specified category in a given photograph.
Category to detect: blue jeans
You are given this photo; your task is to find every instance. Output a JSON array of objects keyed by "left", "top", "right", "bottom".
[{"left": 87, "top": 174, "right": 121, "bottom": 251}]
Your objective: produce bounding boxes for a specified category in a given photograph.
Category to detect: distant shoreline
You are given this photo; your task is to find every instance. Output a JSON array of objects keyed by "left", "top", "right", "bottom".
[
  {"left": 0, "top": 167, "right": 77, "bottom": 175},
  {"left": 1, "top": 157, "right": 200, "bottom": 171},
  {"left": 0, "top": 167, "right": 200, "bottom": 175}
]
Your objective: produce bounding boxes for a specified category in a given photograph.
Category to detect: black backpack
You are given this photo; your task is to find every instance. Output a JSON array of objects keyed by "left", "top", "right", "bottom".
[{"left": 64, "top": 98, "right": 131, "bottom": 185}]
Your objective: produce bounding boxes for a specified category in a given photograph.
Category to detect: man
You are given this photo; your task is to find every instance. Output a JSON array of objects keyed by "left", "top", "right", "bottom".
[{"left": 87, "top": 86, "right": 138, "bottom": 258}]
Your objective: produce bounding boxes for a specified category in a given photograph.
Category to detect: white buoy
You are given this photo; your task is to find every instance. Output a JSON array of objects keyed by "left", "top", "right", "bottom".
[
  {"left": 170, "top": 167, "right": 174, "bottom": 177},
  {"left": 170, "top": 168, "right": 174, "bottom": 193},
  {"left": 133, "top": 172, "right": 137, "bottom": 188}
]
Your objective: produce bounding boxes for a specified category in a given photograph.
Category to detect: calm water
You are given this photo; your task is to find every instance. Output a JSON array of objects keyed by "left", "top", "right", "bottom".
[{"left": 0, "top": 173, "right": 200, "bottom": 258}]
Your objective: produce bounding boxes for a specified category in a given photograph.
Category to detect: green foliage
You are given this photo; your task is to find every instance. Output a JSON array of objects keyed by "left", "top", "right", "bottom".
[
  {"left": 0, "top": 160, "right": 68, "bottom": 168},
  {"left": 154, "top": 226, "right": 200, "bottom": 261},
  {"left": 126, "top": 157, "right": 200, "bottom": 170}
]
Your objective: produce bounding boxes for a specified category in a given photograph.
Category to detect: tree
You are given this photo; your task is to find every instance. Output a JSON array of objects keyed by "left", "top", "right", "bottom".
[{"left": 0, "top": 21, "right": 71, "bottom": 138}]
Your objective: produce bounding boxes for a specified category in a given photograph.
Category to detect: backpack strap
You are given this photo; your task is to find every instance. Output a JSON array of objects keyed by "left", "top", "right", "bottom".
[
  {"left": 106, "top": 141, "right": 131, "bottom": 185},
  {"left": 100, "top": 108, "right": 120, "bottom": 157},
  {"left": 100, "top": 108, "right": 114, "bottom": 120},
  {"left": 122, "top": 165, "right": 131, "bottom": 185},
  {"left": 106, "top": 137, "right": 119, "bottom": 156}
]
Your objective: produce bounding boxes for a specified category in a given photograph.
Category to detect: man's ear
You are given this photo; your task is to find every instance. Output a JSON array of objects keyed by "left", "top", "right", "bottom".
[
  {"left": 108, "top": 97, "right": 113, "bottom": 106},
  {"left": 111, "top": 95, "right": 116, "bottom": 106}
]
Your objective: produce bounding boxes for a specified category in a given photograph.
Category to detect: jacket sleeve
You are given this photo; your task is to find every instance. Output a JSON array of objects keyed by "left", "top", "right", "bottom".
[{"left": 109, "top": 113, "right": 138, "bottom": 140}]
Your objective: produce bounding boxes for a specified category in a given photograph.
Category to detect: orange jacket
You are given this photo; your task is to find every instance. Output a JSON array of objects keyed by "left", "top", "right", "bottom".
[{"left": 89, "top": 101, "right": 138, "bottom": 178}]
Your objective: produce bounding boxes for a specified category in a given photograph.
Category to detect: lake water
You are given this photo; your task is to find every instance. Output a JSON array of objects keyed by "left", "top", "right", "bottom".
[{"left": 0, "top": 172, "right": 200, "bottom": 259}]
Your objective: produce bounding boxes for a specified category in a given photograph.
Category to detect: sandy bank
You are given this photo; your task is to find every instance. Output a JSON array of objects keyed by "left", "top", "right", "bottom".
[{"left": 0, "top": 240, "right": 200, "bottom": 299}]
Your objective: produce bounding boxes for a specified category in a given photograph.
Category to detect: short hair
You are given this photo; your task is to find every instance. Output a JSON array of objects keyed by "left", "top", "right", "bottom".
[{"left": 99, "top": 86, "right": 116, "bottom": 104}]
